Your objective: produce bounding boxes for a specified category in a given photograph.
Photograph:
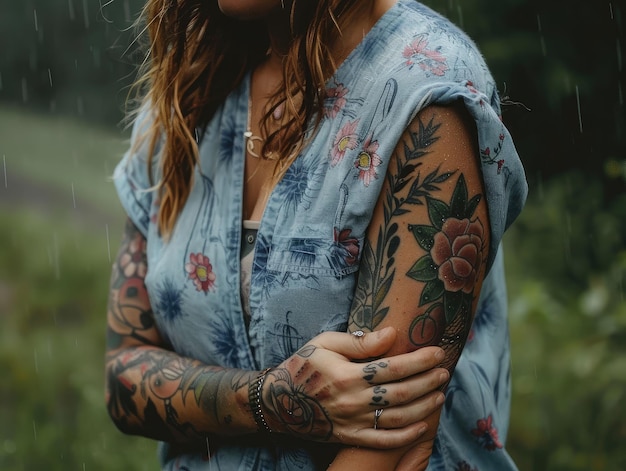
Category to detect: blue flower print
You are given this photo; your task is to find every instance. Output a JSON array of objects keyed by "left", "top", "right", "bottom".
[{"left": 154, "top": 278, "right": 185, "bottom": 322}]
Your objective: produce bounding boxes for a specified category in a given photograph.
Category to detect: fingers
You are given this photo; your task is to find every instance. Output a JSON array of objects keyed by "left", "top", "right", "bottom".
[
  {"left": 372, "top": 390, "right": 445, "bottom": 430},
  {"left": 357, "top": 346, "right": 446, "bottom": 385},
  {"left": 361, "top": 367, "right": 448, "bottom": 410},
  {"left": 340, "top": 421, "right": 430, "bottom": 449},
  {"left": 313, "top": 327, "right": 398, "bottom": 360}
]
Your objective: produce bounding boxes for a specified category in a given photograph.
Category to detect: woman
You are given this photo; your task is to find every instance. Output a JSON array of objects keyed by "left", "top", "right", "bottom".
[{"left": 106, "top": 0, "right": 527, "bottom": 470}]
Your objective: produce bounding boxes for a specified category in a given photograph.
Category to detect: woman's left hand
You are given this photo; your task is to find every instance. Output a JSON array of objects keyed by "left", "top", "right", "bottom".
[{"left": 259, "top": 327, "right": 448, "bottom": 449}]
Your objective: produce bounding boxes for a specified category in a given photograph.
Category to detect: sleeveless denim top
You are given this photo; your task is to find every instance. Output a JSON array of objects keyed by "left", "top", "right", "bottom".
[{"left": 114, "top": 1, "right": 528, "bottom": 469}]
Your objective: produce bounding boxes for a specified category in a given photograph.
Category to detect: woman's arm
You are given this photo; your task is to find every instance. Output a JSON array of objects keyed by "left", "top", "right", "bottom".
[
  {"left": 105, "top": 218, "right": 449, "bottom": 446},
  {"left": 329, "top": 103, "right": 490, "bottom": 469},
  {"left": 105, "top": 218, "right": 258, "bottom": 441}
]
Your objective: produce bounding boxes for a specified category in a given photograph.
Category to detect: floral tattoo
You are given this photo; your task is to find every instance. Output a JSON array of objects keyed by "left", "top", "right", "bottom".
[{"left": 349, "top": 111, "right": 485, "bottom": 370}]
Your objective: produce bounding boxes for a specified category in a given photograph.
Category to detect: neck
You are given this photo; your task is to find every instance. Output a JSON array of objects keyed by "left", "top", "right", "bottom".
[{"left": 265, "top": 5, "right": 292, "bottom": 60}]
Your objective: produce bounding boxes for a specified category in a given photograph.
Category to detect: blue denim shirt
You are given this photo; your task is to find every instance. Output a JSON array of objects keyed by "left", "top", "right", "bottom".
[{"left": 114, "top": 1, "right": 527, "bottom": 469}]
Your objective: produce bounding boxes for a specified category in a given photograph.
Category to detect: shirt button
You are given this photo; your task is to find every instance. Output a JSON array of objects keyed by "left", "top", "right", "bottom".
[{"left": 247, "top": 233, "right": 255, "bottom": 244}]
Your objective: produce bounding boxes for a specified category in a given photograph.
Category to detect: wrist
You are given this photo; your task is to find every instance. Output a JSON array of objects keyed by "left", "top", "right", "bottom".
[{"left": 248, "top": 367, "right": 273, "bottom": 433}]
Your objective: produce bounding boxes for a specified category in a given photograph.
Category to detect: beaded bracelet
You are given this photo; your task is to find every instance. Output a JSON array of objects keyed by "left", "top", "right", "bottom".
[{"left": 248, "top": 367, "right": 273, "bottom": 433}]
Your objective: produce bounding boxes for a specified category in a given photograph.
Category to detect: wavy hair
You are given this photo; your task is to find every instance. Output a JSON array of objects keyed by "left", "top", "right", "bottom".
[{"left": 130, "top": 0, "right": 361, "bottom": 236}]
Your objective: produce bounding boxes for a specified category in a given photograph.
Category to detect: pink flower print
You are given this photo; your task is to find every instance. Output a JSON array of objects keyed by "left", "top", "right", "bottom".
[
  {"left": 497, "top": 159, "right": 505, "bottom": 174},
  {"left": 333, "top": 227, "right": 360, "bottom": 266},
  {"left": 471, "top": 415, "right": 503, "bottom": 451},
  {"left": 403, "top": 34, "right": 449, "bottom": 76},
  {"left": 466, "top": 81, "right": 478, "bottom": 94},
  {"left": 185, "top": 253, "right": 217, "bottom": 293},
  {"left": 482, "top": 147, "right": 491, "bottom": 158},
  {"left": 331, "top": 120, "right": 359, "bottom": 166},
  {"left": 325, "top": 83, "right": 349, "bottom": 118},
  {"left": 465, "top": 81, "right": 484, "bottom": 106},
  {"left": 499, "top": 133, "right": 505, "bottom": 141},
  {"left": 354, "top": 136, "right": 381, "bottom": 187},
  {"left": 119, "top": 233, "right": 147, "bottom": 278}
]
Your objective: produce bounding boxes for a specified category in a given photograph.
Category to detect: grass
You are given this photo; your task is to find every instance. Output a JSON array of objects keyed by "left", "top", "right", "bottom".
[{"left": 0, "top": 106, "right": 128, "bottom": 215}]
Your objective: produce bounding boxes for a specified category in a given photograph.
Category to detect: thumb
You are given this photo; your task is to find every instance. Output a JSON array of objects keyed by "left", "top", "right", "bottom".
[{"left": 315, "top": 327, "right": 397, "bottom": 360}]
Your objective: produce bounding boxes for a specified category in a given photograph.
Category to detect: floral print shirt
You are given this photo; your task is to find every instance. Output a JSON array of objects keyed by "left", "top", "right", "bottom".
[{"left": 113, "top": 1, "right": 527, "bottom": 469}]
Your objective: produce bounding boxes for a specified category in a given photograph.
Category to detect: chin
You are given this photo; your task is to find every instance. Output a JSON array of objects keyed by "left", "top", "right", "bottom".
[{"left": 217, "top": 0, "right": 281, "bottom": 20}]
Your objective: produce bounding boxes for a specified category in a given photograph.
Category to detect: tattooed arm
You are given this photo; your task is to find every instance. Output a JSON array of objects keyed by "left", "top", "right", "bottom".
[
  {"left": 105, "top": 218, "right": 448, "bottom": 446},
  {"left": 105, "top": 218, "right": 259, "bottom": 442},
  {"left": 329, "top": 104, "right": 490, "bottom": 470}
]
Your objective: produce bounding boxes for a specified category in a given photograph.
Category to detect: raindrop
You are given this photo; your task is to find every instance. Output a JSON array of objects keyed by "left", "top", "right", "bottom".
[
  {"left": 69, "top": 0, "right": 76, "bottom": 21},
  {"left": 50, "top": 232, "right": 61, "bottom": 280},
  {"left": 72, "top": 182, "right": 77, "bottom": 209},
  {"left": 21, "top": 78, "right": 28, "bottom": 102},
  {"left": 48, "top": 68, "right": 53, "bottom": 87},
  {"left": 456, "top": 4, "right": 464, "bottom": 29},
  {"left": 33, "top": 9, "right": 39, "bottom": 32},
  {"left": 617, "top": 39, "right": 622, "bottom": 72},
  {"left": 2, "top": 155, "right": 7, "bottom": 188},
  {"left": 105, "top": 224, "right": 112, "bottom": 263},
  {"left": 124, "top": 0, "right": 131, "bottom": 22},
  {"left": 575, "top": 85, "right": 583, "bottom": 133},
  {"left": 83, "top": 0, "right": 90, "bottom": 28},
  {"left": 537, "top": 14, "right": 547, "bottom": 56},
  {"left": 609, "top": 2, "right": 614, "bottom": 19}
]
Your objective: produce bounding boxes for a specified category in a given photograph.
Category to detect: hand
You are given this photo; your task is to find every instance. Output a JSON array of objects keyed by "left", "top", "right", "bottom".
[{"left": 259, "top": 327, "right": 448, "bottom": 449}]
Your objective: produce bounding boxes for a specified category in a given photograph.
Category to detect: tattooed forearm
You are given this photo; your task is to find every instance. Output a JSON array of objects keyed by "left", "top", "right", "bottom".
[
  {"left": 106, "top": 347, "right": 257, "bottom": 442},
  {"left": 105, "top": 219, "right": 258, "bottom": 442}
]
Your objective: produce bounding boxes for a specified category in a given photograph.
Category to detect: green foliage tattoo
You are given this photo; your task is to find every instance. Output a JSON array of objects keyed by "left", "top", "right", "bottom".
[
  {"left": 350, "top": 116, "right": 453, "bottom": 330},
  {"left": 349, "top": 113, "right": 485, "bottom": 367}
]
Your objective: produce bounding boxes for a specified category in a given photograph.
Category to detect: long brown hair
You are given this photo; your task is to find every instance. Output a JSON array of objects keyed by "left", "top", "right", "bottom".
[{"left": 130, "top": 0, "right": 360, "bottom": 236}]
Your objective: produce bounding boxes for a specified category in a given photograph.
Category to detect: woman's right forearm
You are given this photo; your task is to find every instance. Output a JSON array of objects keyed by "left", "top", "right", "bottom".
[{"left": 105, "top": 344, "right": 258, "bottom": 443}]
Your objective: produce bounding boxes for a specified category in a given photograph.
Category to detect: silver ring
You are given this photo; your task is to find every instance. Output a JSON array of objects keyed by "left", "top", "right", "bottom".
[
  {"left": 351, "top": 330, "right": 365, "bottom": 337},
  {"left": 373, "top": 408, "right": 384, "bottom": 429}
]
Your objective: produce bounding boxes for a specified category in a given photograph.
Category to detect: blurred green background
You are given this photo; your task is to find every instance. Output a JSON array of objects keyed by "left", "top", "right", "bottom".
[{"left": 0, "top": 0, "right": 625, "bottom": 470}]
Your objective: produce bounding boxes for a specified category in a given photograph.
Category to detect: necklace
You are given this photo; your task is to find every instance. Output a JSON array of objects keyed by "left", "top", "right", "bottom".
[
  {"left": 244, "top": 90, "right": 264, "bottom": 159},
  {"left": 244, "top": 90, "right": 284, "bottom": 160}
]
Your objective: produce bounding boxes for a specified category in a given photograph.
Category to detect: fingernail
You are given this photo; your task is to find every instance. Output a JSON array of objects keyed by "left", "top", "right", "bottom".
[
  {"left": 435, "top": 348, "right": 445, "bottom": 361},
  {"left": 439, "top": 370, "right": 449, "bottom": 384},
  {"left": 436, "top": 393, "right": 445, "bottom": 407},
  {"left": 417, "top": 424, "right": 428, "bottom": 436}
]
